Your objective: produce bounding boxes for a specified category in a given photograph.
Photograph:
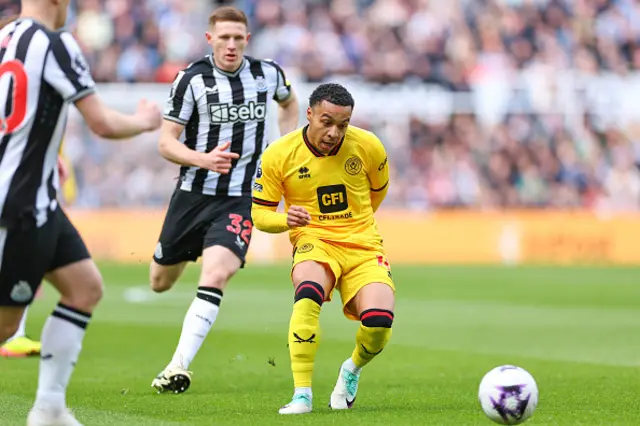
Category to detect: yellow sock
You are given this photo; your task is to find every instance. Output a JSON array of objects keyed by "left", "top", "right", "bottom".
[
  {"left": 288, "top": 281, "right": 325, "bottom": 388},
  {"left": 351, "top": 309, "right": 394, "bottom": 369}
]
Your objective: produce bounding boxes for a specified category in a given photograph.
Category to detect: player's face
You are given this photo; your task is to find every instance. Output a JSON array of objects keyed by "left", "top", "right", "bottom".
[
  {"left": 307, "top": 101, "right": 352, "bottom": 154},
  {"left": 206, "top": 21, "right": 250, "bottom": 72}
]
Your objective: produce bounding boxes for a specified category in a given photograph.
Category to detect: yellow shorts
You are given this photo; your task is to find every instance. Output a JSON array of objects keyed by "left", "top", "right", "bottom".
[{"left": 291, "top": 238, "right": 395, "bottom": 321}]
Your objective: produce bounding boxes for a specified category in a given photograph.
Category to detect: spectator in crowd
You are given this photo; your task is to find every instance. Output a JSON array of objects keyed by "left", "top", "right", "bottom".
[{"left": 5, "top": 0, "right": 638, "bottom": 210}]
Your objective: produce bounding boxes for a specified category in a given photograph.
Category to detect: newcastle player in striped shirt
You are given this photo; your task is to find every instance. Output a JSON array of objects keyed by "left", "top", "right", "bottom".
[
  {"left": 0, "top": 1, "right": 161, "bottom": 425},
  {"left": 150, "top": 6, "right": 299, "bottom": 394}
]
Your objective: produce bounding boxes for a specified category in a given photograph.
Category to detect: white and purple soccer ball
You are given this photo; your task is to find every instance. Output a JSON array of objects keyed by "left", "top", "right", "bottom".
[{"left": 478, "top": 365, "right": 538, "bottom": 425}]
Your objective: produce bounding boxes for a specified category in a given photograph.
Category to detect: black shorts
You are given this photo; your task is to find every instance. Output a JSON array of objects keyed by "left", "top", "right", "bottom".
[
  {"left": 0, "top": 208, "right": 91, "bottom": 307},
  {"left": 153, "top": 190, "right": 253, "bottom": 266}
]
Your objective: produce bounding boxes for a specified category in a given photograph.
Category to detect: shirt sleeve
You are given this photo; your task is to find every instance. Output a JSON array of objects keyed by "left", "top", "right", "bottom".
[
  {"left": 265, "top": 59, "right": 292, "bottom": 103},
  {"left": 44, "top": 32, "right": 95, "bottom": 103},
  {"left": 367, "top": 133, "right": 390, "bottom": 193},
  {"left": 163, "top": 70, "right": 195, "bottom": 125},
  {"left": 252, "top": 146, "right": 283, "bottom": 207}
]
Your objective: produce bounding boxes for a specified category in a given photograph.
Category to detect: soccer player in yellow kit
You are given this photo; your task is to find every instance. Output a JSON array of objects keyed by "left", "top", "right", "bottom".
[{"left": 252, "top": 83, "right": 395, "bottom": 414}]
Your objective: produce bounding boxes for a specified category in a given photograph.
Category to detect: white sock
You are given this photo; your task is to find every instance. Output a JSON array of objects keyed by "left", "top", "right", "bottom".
[
  {"left": 343, "top": 357, "right": 362, "bottom": 374},
  {"left": 294, "top": 387, "right": 312, "bottom": 398},
  {"left": 169, "top": 287, "right": 222, "bottom": 369},
  {"left": 7, "top": 306, "right": 29, "bottom": 342},
  {"left": 35, "top": 303, "right": 91, "bottom": 409}
]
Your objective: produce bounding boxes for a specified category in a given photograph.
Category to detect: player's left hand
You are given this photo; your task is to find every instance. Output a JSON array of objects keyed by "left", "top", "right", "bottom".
[
  {"left": 57, "top": 155, "right": 69, "bottom": 185},
  {"left": 287, "top": 205, "right": 311, "bottom": 228},
  {"left": 136, "top": 99, "right": 162, "bottom": 131}
]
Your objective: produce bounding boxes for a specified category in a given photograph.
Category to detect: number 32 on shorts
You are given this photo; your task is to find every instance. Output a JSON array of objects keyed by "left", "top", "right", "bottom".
[{"left": 226, "top": 213, "right": 253, "bottom": 245}]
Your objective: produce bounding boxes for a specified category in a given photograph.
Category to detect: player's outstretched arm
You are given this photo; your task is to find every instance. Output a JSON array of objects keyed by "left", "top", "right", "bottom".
[
  {"left": 75, "top": 95, "right": 161, "bottom": 139},
  {"left": 268, "top": 59, "right": 299, "bottom": 135},
  {"left": 252, "top": 204, "right": 310, "bottom": 233},
  {"left": 251, "top": 144, "right": 308, "bottom": 232},
  {"left": 277, "top": 91, "right": 299, "bottom": 136},
  {"left": 252, "top": 204, "right": 289, "bottom": 233},
  {"left": 42, "top": 31, "right": 160, "bottom": 139}
]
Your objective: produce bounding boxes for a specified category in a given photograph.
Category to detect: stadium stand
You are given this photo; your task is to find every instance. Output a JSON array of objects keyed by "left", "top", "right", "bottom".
[{"left": 5, "top": 0, "right": 638, "bottom": 210}]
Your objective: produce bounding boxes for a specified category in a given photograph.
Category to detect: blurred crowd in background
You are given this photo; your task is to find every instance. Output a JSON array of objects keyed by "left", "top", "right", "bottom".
[{"left": 2, "top": 0, "right": 640, "bottom": 210}]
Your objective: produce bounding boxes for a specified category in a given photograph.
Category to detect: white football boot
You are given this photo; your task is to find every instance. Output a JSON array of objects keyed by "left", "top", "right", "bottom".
[
  {"left": 151, "top": 364, "right": 192, "bottom": 394},
  {"left": 329, "top": 360, "right": 360, "bottom": 410},
  {"left": 278, "top": 393, "right": 312, "bottom": 414},
  {"left": 27, "top": 405, "right": 83, "bottom": 426}
]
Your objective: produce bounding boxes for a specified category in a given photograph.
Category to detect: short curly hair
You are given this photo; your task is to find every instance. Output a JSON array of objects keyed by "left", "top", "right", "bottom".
[{"left": 309, "top": 83, "right": 354, "bottom": 109}]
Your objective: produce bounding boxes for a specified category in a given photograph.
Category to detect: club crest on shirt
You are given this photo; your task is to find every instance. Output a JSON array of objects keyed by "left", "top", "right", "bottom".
[
  {"left": 345, "top": 156, "right": 363, "bottom": 175},
  {"left": 255, "top": 76, "right": 268, "bottom": 92}
]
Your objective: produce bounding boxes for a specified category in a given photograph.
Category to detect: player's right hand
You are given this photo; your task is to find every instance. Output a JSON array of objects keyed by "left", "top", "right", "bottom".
[
  {"left": 287, "top": 205, "right": 311, "bottom": 228},
  {"left": 136, "top": 99, "right": 162, "bottom": 131},
  {"left": 199, "top": 141, "right": 240, "bottom": 174},
  {"left": 57, "top": 156, "right": 69, "bottom": 185}
]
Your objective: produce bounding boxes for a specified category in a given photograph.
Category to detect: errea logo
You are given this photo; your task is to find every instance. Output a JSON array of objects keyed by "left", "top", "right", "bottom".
[
  {"left": 298, "top": 167, "right": 311, "bottom": 179},
  {"left": 209, "top": 101, "right": 266, "bottom": 123}
]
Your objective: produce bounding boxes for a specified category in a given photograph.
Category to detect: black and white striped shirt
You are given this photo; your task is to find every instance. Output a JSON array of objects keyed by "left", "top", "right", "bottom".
[
  {"left": 0, "top": 19, "right": 95, "bottom": 228},
  {"left": 164, "top": 55, "right": 292, "bottom": 197}
]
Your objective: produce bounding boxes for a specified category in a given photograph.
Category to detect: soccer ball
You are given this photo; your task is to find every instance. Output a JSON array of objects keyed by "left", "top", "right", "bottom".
[{"left": 478, "top": 365, "right": 538, "bottom": 425}]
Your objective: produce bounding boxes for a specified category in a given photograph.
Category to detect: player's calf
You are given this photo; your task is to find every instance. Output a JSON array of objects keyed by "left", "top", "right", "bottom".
[
  {"left": 0, "top": 319, "right": 20, "bottom": 345},
  {"left": 0, "top": 307, "right": 27, "bottom": 344},
  {"left": 279, "top": 281, "right": 326, "bottom": 414},
  {"left": 353, "top": 308, "right": 394, "bottom": 367},
  {"left": 330, "top": 308, "right": 394, "bottom": 410},
  {"left": 289, "top": 280, "right": 325, "bottom": 386}
]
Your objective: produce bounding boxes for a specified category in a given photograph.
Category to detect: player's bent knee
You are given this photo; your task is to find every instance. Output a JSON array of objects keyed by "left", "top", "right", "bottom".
[
  {"left": 360, "top": 309, "right": 394, "bottom": 328},
  {"left": 199, "top": 267, "right": 233, "bottom": 290},
  {"left": 48, "top": 260, "right": 104, "bottom": 312},
  {"left": 149, "top": 273, "right": 173, "bottom": 293},
  {"left": 66, "top": 275, "right": 103, "bottom": 311},
  {"left": 295, "top": 281, "right": 325, "bottom": 306},
  {"left": 291, "top": 261, "right": 333, "bottom": 289},
  {"left": 149, "top": 263, "right": 178, "bottom": 293}
]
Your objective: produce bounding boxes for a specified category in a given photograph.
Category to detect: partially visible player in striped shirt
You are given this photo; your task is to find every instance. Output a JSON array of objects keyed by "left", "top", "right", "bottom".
[
  {"left": 149, "top": 6, "right": 299, "bottom": 394},
  {"left": 0, "top": 139, "right": 77, "bottom": 360},
  {"left": 0, "top": 1, "right": 161, "bottom": 425}
]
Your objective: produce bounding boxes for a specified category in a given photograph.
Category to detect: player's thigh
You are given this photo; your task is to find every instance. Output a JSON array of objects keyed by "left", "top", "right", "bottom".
[
  {"left": 291, "top": 240, "right": 341, "bottom": 298},
  {"left": 350, "top": 283, "right": 395, "bottom": 315},
  {"left": 44, "top": 209, "right": 102, "bottom": 311},
  {"left": 0, "top": 222, "right": 55, "bottom": 308},
  {"left": 340, "top": 252, "right": 395, "bottom": 320},
  {"left": 153, "top": 190, "right": 210, "bottom": 266},
  {"left": 47, "top": 208, "right": 92, "bottom": 273}
]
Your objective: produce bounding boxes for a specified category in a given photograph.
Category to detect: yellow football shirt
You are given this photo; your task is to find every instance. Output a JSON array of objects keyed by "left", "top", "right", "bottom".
[{"left": 252, "top": 125, "right": 389, "bottom": 249}]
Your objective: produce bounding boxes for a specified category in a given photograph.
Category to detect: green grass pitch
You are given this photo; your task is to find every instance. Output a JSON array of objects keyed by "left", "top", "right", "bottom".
[{"left": 2, "top": 263, "right": 640, "bottom": 425}]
